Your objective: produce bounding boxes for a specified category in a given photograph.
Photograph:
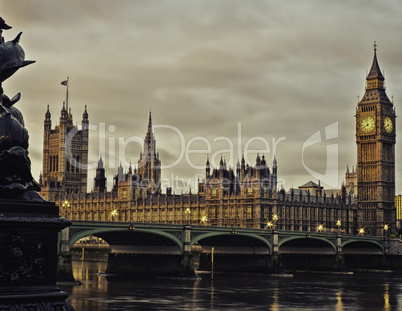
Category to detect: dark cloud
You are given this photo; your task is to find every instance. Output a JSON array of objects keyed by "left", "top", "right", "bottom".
[{"left": 1, "top": 0, "right": 402, "bottom": 192}]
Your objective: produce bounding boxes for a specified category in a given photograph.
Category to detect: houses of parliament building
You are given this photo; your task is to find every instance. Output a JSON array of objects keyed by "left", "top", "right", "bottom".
[{"left": 39, "top": 45, "right": 396, "bottom": 236}]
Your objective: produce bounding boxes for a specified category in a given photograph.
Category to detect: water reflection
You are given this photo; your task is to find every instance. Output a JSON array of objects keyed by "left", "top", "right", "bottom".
[
  {"left": 335, "top": 291, "right": 343, "bottom": 311},
  {"left": 58, "top": 260, "right": 402, "bottom": 310},
  {"left": 384, "top": 283, "right": 390, "bottom": 311}
]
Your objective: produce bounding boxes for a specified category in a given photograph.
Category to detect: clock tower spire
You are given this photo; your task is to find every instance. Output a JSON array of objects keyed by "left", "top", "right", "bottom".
[{"left": 356, "top": 43, "right": 396, "bottom": 236}]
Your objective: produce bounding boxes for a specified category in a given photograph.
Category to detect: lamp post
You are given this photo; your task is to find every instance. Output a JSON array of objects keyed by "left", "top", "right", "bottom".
[
  {"left": 62, "top": 200, "right": 70, "bottom": 218},
  {"left": 384, "top": 224, "right": 389, "bottom": 235},
  {"left": 200, "top": 215, "right": 208, "bottom": 226},
  {"left": 384, "top": 224, "right": 389, "bottom": 254},
  {"left": 185, "top": 207, "right": 191, "bottom": 225},
  {"left": 110, "top": 209, "right": 118, "bottom": 221}
]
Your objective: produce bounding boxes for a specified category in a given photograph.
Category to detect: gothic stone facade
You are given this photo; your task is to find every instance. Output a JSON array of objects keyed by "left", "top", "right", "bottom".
[
  {"left": 40, "top": 103, "right": 88, "bottom": 199},
  {"left": 41, "top": 108, "right": 358, "bottom": 235},
  {"left": 41, "top": 46, "right": 396, "bottom": 236}
]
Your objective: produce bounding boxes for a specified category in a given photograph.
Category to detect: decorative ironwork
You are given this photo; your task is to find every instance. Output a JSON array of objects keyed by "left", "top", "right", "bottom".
[{"left": 0, "top": 232, "right": 46, "bottom": 286}]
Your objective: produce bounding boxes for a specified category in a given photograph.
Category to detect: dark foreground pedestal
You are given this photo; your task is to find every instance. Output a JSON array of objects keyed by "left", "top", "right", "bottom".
[{"left": 0, "top": 199, "right": 75, "bottom": 310}]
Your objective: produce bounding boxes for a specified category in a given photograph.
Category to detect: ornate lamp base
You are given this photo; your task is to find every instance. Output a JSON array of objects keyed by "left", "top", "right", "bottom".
[{"left": 0, "top": 199, "right": 75, "bottom": 310}]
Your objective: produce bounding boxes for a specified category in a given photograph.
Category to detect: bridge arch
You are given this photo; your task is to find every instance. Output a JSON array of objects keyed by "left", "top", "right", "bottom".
[
  {"left": 69, "top": 228, "right": 183, "bottom": 253},
  {"left": 279, "top": 236, "right": 336, "bottom": 254},
  {"left": 192, "top": 232, "right": 272, "bottom": 254},
  {"left": 342, "top": 239, "right": 384, "bottom": 254}
]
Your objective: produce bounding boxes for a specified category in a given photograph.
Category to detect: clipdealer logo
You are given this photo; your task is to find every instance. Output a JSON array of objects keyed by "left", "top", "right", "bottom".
[{"left": 302, "top": 122, "right": 338, "bottom": 187}]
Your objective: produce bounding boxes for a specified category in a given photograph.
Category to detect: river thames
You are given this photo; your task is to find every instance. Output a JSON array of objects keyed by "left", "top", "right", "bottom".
[{"left": 58, "top": 260, "right": 402, "bottom": 310}]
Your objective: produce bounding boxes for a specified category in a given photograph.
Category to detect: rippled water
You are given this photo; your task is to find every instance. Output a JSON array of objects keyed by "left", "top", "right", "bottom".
[{"left": 58, "top": 260, "right": 402, "bottom": 310}]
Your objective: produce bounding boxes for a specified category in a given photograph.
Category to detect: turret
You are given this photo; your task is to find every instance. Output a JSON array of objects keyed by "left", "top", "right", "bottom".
[
  {"left": 94, "top": 156, "right": 107, "bottom": 193},
  {"left": 44, "top": 105, "right": 51, "bottom": 130},
  {"left": 82, "top": 105, "right": 89, "bottom": 126},
  {"left": 60, "top": 102, "right": 68, "bottom": 126},
  {"left": 240, "top": 154, "right": 245, "bottom": 179},
  {"left": 118, "top": 163, "right": 124, "bottom": 182},
  {"left": 205, "top": 156, "right": 210, "bottom": 178},
  {"left": 219, "top": 156, "right": 224, "bottom": 178},
  {"left": 256, "top": 153, "right": 261, "bottom": 167},
  {"left": 272, "top": 155, "right": 277, "bottom": 190}
]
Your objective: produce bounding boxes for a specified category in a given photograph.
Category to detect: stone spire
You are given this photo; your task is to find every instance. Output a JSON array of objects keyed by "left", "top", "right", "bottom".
[
  {"left": 366, "top": 41, "right": 385, "bottom": 91},
  {"left": 367, "top": 41, "right": 384, "bottom": 81},
  {"left": 145, "top": 110, "right": 153, "bottom": 144},
  {"left": 137, "top": 111, "right": 161, "bottom": 194},
  {"left": 205, "top": 156, "right": 210, "bottom": 178}
]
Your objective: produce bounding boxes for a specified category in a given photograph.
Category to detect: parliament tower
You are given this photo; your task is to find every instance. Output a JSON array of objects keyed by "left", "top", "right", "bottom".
[
  {"left": 40, "top": 102, "right": 89, "bottom": 200},
  {"left": 136, "top": 111, "right": 161, "bottom": 194},
  {"left": 356, "top": 43, "right": 396, "bottom": 236}
]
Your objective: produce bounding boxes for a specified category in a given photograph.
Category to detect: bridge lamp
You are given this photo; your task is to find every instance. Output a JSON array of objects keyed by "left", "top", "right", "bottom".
[
  {"left": 111, "top": 210, "right": 118, "bottom": 217},
  {"left": 317, "top": 224, "right": 324, "bottom": 232},
  {"left": 273, "top": 214, "right": 278, "bottom": 222},
  {"left": 358, "top": 228, "right": 365, "bottom": 235},
  {"left": 384, "top": 224, "right": 389, "bottom": 231},
  {"left": 200, "top": 216, "right": 208, "bottom": 225},
  {"left": 185, "top": 208, "right": 191, "bottom": 224},
  {"left": 336, "top": 220, "right": 341, "bottom": 228},
  {"left": 62, "top": 200, "right": 70, "bottom": 218},
  {"left": 265, "top": 221, "right": 273, "bottom": 229}
]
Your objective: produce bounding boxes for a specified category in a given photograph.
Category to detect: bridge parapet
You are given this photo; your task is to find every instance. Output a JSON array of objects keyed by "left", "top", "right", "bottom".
[{"left": 67, "top": 221, "right": 387, "bottom": 256}]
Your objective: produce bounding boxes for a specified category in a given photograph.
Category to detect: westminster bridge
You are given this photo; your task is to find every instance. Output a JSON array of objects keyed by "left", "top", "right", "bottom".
[{"left": 56, "top": 221, "right": 400, "bottom": 276}]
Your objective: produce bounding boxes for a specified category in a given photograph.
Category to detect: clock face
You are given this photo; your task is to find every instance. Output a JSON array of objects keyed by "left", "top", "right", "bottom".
[
  {"left": 360, "top": 115, "right": 375, "bottom": 133},
  {"left": 384, "top": 117, "right": 393, "bottom": 133}
]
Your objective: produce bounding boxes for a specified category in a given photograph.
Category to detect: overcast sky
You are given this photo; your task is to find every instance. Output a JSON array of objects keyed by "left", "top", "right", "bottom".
[{"left": 2, "top": 0, "right": 402, "bottom": 194}]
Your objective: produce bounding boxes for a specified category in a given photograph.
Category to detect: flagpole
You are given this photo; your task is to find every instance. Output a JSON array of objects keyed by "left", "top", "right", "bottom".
[{"left": 66, "top": 77, "right": 69, "bottom": 112}]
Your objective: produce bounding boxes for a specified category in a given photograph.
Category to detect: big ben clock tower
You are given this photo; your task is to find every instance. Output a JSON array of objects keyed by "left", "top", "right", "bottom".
[{"left": 356, "top": 42, "right": 396, "bottom": 236}]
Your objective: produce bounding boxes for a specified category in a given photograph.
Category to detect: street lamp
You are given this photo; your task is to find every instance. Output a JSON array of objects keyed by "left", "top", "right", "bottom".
[
  {"left": 62, "top": 200, "right": 70, "bottom": 218},
  {"left": 110, "top": 209, "right": 118, "bottom": 221},
  {"left": 317, "top": 224, "right": 324, "bottom": 232},
  {"left": 200, "top": 215, "right": 208, "bottom": 225},
  {"left": 336, "top": 220, "right": 341, "bottom": 233},
  {"left": 265, "top": 221, "right": 273, "bottom": 230},
  {"left": 358, "top": 228, "right": 365, "bottom": 235},
  {"left": 384, "top": 224, "right": 389, "bottom": 237},
  {"left": 185, "top": 207, "right": 191, "bottom": 225}
]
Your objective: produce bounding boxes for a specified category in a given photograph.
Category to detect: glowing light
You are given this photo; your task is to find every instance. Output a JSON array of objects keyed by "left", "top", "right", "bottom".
[
  {"left": 359, "top": 228, "right": 365, "bottom": 235},
  {"left": 265, "top": 221, "right": 273, "bottom": 229},
  {"left": 384, "top": 224, "right": 389, "bottom": 231},
  {"left": 200, "top": 216, "right": 208, "bottom": 224},
  {"left": 185, "top": 208, "right": 191, "bottom": 215},
  {"left": 273, "top": 214, "right": 278, "bottom": 221},
  {"left": 111, "top": 210, "right": 118, "bottom": 216},
  {"left": 62, "top": 200, "right": 70, "bottom": 208},
  {"left": 317, "top": 224, "right": 324, "bottom": 232},
  {"left": 336, "top": 220, "right": 341, "bottom": 227}
]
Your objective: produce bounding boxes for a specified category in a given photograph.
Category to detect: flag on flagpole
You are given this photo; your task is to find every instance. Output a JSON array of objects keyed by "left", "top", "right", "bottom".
[{"left": 61, "top": 80, "right": 68, "bottom": 86}]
